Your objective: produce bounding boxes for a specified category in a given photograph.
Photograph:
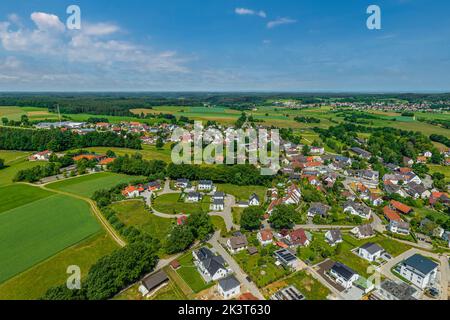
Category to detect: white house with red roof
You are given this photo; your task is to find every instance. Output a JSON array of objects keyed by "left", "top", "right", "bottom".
[
  {"left": 29, "top": 150, "right": 52, "bottom": 161},
  {"left": 122, "top": 185, "right": 144, "bottom": 198}
]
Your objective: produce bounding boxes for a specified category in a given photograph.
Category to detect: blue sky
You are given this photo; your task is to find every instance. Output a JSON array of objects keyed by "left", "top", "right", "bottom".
[{"left": 0, "top": 0, "right": 449, "bottom": 92}]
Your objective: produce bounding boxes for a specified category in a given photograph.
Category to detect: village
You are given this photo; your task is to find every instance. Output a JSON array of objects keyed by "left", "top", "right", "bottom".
[{"left": 24, "top": 118, "right": 450, "bottom": 301}]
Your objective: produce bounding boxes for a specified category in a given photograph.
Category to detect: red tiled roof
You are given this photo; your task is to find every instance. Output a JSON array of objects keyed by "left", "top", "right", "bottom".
[
  {"left": 390, "top": 200, "right": 412, "bottom": 214},
  {"left": 239, "top": 293, "right": 259, "bottom": 300},
  {"left": 259, "top": 230, "right": 273, "bottom": 241},
  {"left": 289, "top": 228, "right": 308, "bottom": 246},
  {"left": 99, "top": 157, "right": 115, "bottom": 165},
  {"left": 383, "top": 206, "right": 402, "bottom": 222}
]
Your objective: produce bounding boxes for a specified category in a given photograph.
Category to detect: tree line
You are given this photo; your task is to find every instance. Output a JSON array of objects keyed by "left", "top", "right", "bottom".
[{"left": 0, "top": 127, "right": 142, "bottom": 152}]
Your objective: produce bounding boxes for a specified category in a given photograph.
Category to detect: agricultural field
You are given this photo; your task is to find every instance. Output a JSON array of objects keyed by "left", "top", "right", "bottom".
[
  {"left": 0, "top": 106, "right": 59, "bottom": 122},
  {"left": 0, "top": 185, "right": 101, "bottom": 284},
  {"left": 0, "top": 150, "right": 30, "bottom": 164},
  {"left": 152, "top": 193, "right": 211, "bottom": 215},
  {"left": 216, "top": 184, "right": 266, "bottom": 202},
  {"left": 76, "top": 144, "right": 173, "bottom": 163},
  {"left": 262, "top": 271, "right": 330, "bottom": 300},
  {"left": 0, "top": 154, "right": 45, "bottom": 187},
  {"left": 0, "top": 184, "right": 54, "bottom": 213},
  {"left": 110, "top": 200, "right": 175, "bottom": 243},
  {"left": 0, "top": 232, "right": 118, "bottom": 300},
  {"left": 46, "top": 172, "right": 144, "bottom": 198}
]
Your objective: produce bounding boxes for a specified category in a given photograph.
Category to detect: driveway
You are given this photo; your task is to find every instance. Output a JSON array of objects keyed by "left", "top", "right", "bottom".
[
  {"left": 208, "top": 195, "right": 239, "bottom": 231},
  {"left": 208, "top": 231, "right": 264, "bottom": 300}
]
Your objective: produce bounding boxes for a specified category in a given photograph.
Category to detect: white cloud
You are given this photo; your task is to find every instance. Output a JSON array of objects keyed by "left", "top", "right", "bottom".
[
  {"left": 0, "top": 12, "right": 187, "bottom": 77},
  {"left": 267, "top": 17, "right": 297, "bottom": 29},
  {"left": 82, "top": 22, "right": 120, "bottom": 36},
  {"left": 235, "top": 8, "right": 266, "bottom": 18},
  {"left": 30, "top": 12, "right": 65, "bottom": 32}
]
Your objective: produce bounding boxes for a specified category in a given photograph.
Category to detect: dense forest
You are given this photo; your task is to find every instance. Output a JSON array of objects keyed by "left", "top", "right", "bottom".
[{"left": 0, "top": 127, "right": 142, "bottom": 151}]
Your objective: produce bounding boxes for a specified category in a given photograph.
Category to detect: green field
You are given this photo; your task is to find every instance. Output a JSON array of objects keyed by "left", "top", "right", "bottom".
[
  {"left": 152, "top": 193, "right": 211, "bottom": 215},
  {"left": 428, "top": 165, "right": 450, "bottom": 182},
  {"left": 0, "top": 150, "right": 30, "bottom": 164},
  {"left": 0, "top": 155, "right": 46, "bottom": 187},
  {"left": 0, "top": 184, "right": 54, "bottom": 213},
  {"left": 46, "top": 172, "right": 144, "bottom": 198},
  {"left": 0, "top": 106, "right": 59, "bottom": 122},
  {"left": 0, "top": 186, "right": 101, "bottom": 283},
  {"left": 111, "top": 200, "right": 174, "bottom": 242},
  {"left": 72, "top": 144, "right": 173, "bottom": 163},
  {"left": 216, "top": 184, "right": 266, "bottom": 202},
  {"left": 0, "top": 232, "right": 118, "bottom": 300}
]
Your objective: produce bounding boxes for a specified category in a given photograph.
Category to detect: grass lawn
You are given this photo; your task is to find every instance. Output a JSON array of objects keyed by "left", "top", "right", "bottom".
[
  {"left": 262, "top": 271, "right": 330, "bottom": 300},
  {"left": 0, "top": 184, "right": 54, "bottom": 213},
  {"left": 342, "top": 234, "right": 411, "bottom": 257},
  {"left": 111, "top": 200, "right": 174, "bottom": 242},
  {"left": 216, "top": 184, "right": 266, "bottom": 202},
  {"left": 234, "top": 248, "right": 291, "bottom": 288},
  {"left": 232, "top": 207, "right": 244, "bottom": 225},
  {"left": 176, "top": 252, "right": 213, "bottom": 293},
  {"left": 0, "top": 190, "right": 101, "bottom": 284},
  {"left": 152, "top": 193, "right": 211, "bottom": 215},
  {"left": 413, "top": 207, "right": 449, "bottom": 225},
  {"left": 331, "top": 241, "right": 371, "bottom": 278},
  {"left": 46, "top": 172, "right": 144, "bottom": 198},
  {"left": 0, "top": 232, "right": 118, "bottom": 300},
  {"left": 211, "top": 216, "right": 227, "bottom": 236},
  {"left": 428, "top": 164, "right": 450, "bottom": 182}
]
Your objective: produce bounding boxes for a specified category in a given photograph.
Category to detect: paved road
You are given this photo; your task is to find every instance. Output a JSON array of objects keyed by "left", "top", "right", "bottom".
[
  {"left": 380, "top": 248, "right": 449, "bottom": 300},
  {"left": 208, "top": 231, "right": 265, "bottom": 300},
  {"left": 209, "top": 195, "right": 239, "bottom": 231}
]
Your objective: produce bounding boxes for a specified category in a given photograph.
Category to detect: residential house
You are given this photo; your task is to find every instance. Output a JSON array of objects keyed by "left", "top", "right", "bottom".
[
  {"left": 370, "top": 193, "right": 384, "bottom": 206},
  {"left": 310, "top": 146, "right": 325, "bottom": 155},
  {"left": 325, "top": 229, "right": 343, "bottom": 246},
  {"left": 283, "top": 183, "right": 301, "bottom": 205},
  {"left": 218, "top": 276, "right": 241, "bottom": 299},
  {"left": 257, "top": 230, "right": 273, "bottom": 246},
  {"left": 403, "top": 157, "right": 414, "bottom": 167},
  {"left": 144, "top": 181, "right": 161, "bottom": 192},
  {"left": 390, "top": 200, "right": 413, "bottom": 215},
  {"left": 329, "top": 262, "right": 359, "bottom": 289},
  {"left": 351, "top": 224, "right": 375, "bottom": 239},
  {"left": 212, "top": 191, "right": 225, "bottom": 201},
  {"left": 343, "top": 201, "right": 372, "bottom": 220},
  {"left": 210, "top": 198, "right": 225, "bottom": 211},
  {"left": 429, "top": 192, "right": 450, "bottom": 206},
  {"left": 274, "top": 249, "right": 299, "bottom": 269},
  {"left": 399, "top": 254, "right": 438, "bottom": 289},
  {"left": 286, "top": 228, "right": 310, "bottom": 247},
  {"left": 122, "top": 185, "right": 143, "bottom": 198},
  {"left": 227, "top": 233, "right": 248, "bottom": 254},
  {"left": 404, "top": 183, "right": 430, "bottom": 199},
  {"left": 358, "top": 243, "right": 384, "bottom": 262},
  {"left": 175, "top": 179, "right": 190, "bottom": 189},
  {"left": 193, "top": 247, "right": 229, "bottom": 282},
  {"left": 186, "top": 192, "right": 201, "bottom": 202},
  {"left": 383, "top": 206, "right": 402, "bottom": 223},
  {"left": 373, "top": 280, "right": 418, "bottom": 300},
  {"left": 350, "top": 147, "right": 372, "bottom": 159},
  {"left": 388, "top": 220, "right": 410, "bottom": 235},
  {"left": 307, "top": 202, "right": 331, "bottom": 218},
  {"left": 29, "top": 150, "right": 52, "bottom": 161},
  {"left": 198, "top": 180, "right": 214, "bottom": 191},
  {"left": 249, "top": 193, "right": 260, "bottom": 206}
]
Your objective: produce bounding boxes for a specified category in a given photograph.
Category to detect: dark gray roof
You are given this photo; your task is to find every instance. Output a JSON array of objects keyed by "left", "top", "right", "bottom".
[
  {"left": 219, "top": 275, "right": 240, "bottom": 291},
  {"left": 199, "top": 180, "right": 213, "bottom": 185},
  {"left": 308, "top": 202, "right": 331, "bottom": 216},
  {"left": 213, "top": 198, "right": 224, "bottom": 205},
  {"left": 188, "top": 191, "right": 201, "bottom": 198},
  {"left": 357, "top": 224, "right": 374, "bottom": 237},
  {"left": 327, "top": 229, "right": 342, "bottom": 242},
  {"left": 141, "top": 270, "right": 168, "bottom": 291},
  {"left": 249, "top": 193, "right": 260, "bottom": 201},
  {"left": 331, "top": 262, "right": 357, "bottom": 280},
  {"left": 380, "top": 280, "right": 417, "bottom": 300},
  {"left": 213, "top": 191, "right": 225, "bottom": 198},
  {"left": 402, "top": 254, "right": 438, "bottom": 275},
  {"left": 360, "top": 242, "right": 384, "bottom": 255}
]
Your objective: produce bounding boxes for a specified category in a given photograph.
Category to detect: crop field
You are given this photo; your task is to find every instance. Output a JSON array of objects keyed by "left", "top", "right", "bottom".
[
  {"left": 111, "top": 200, "right": 174, "bottom": 242},
  {"left": 76, "top": 144, "right": 173, "bottom": 163},
  {"left": 46, "top": 172, "right": 144, "bottom": 198},
  {"left": 0, "top": 156, "right": 46, "bottom": 187},
  {"left": 0, "top": 184, "right": 54, "bottom": 214},
  {"left": 0, "top": 186, "right": 101, "bottom": 284},
  {"left": 0, "top": 232, "right": 118, "bottom": 300},
  {"left": 0, "top": 106, "right": 58, "bottom": 121},
  {"left": 0, "top": 150, "right": 30, "bottom": 164}
]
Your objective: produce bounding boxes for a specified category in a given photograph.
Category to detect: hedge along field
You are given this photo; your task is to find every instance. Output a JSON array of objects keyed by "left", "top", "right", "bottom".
[
  {"left": 46, "top": 172, "right": 145, "bottom": 198},
  {"left": 0, "top": 191, "right": 101, "bottom": 284}
]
